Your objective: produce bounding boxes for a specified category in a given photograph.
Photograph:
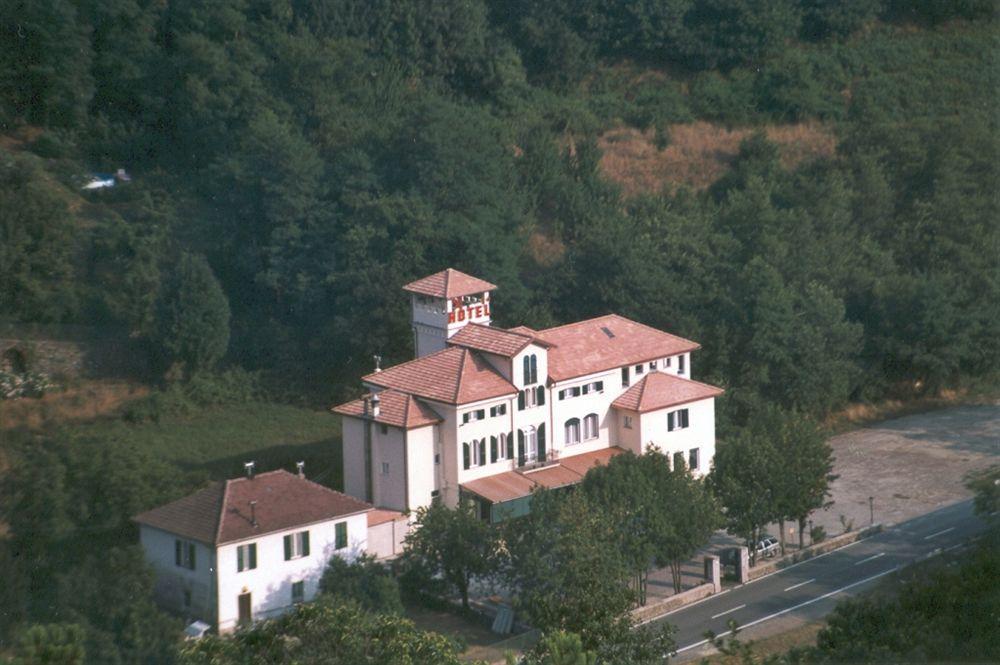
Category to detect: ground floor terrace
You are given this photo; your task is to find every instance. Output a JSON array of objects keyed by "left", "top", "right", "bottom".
[{"left": 459, "top": 446, "right": 627, "bottom": 522}]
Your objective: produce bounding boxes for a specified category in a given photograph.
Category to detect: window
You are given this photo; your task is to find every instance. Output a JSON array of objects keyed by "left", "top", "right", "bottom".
[
  {"left": 284, "top": 531, "right": 310, "bottom": 560},
  {"left": 667, "top": 408, "right": 690, "bottom": 432},
  {"left": 381, "top": 462, "right": 390, "bottom": 475},
  {"left": 519, "top": 387, "right": 544, "bottom": 410},
  {"left": 621, "top": 367, "right": 630, "bottom": 387},
  {"left": 335, "top": 522, "right": 348, "bottom": 550},
  {"left": 463, "top": 442, "right": 470, "bottom": 469},
  {"left": 678, "top": 354, "right": 686, "bottom": 374},
  {"left": 564, "top": 418, "right": 581, "bottom": 445},
  {"left": 665, "top": 357, "right": 671, "bottom": 367},
  {"left": 635, "top": 364, "right": 644, "bottom": 375},
  {"left": 535, "top": 385, "right": 545, "bottom": 406},
  {"left": 583, "top": 414, "right": 599, "bottom": 440},
  {"left": 490, "top": 404, "right": 507, "bottom": 417},
  {"left": 498, "top": 433, "right": 508, "bottom": 460},
  {"left": 379, "top": 424, "right": 388, "bottom": 435},
  {"left": 291, "top": 581, "right": 304, "bottom": 604},
  {"left": 581, "top": 381, "right": 604, "bottom": 395},
  {"left": 490, "top": 435, "right": 498, "bottom": 463},
  {"left": 478, "top": 438, "right": 487, "bottom": 466},
  {"left": 673, "top": 451, "right": 685, "bottom": 470},
  {"left": 434, "top": 453, "right": 440, "bottom": 465},
  {"left": 175, "top": 540, "right": 196, "bottom": 570},
  {"left": 517, "top": 427, "right": 539, "bottom": 465},
  {"left": 463, "top": 409, "right": 486, "bottom": 425},
  {"left": 523, "top": 354, "right": 538, "bottom": 385},
  {"left": 559, "top": 386, "right": 582, "bottom": 400},
  {"left": 649, "top": 360, "right": 657, "bottom": 370},
  {"left": 506, "top": 432, "right": 514, "bottom": 459},
  {"left": 689, "top": 448, "right": 700, "bottom": 471},
  {"left": 624, "top": 415, "right": 633, "bottom": 429},
  {"left": 237, "top": 543, "right": 257, "bottom": 572}
]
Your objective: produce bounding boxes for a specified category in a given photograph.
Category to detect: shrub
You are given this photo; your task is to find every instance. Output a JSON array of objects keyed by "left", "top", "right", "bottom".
[
  {"left": 0, "top": 370, "right": 55, "bottom": 399},
  {"left": 810, "top": 524, "right": 827, "bottom": 543},
  {"left": 319, "top": 554, "right": 403, "bottom": 615}
]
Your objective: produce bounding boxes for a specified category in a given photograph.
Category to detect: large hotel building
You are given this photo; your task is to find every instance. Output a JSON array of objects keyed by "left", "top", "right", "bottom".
[{"left": 333, "top": 268, "right": 723, "bottom": 522}]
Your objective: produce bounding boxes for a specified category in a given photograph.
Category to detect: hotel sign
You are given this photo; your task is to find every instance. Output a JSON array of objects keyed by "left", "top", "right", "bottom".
[{"left": 448, "top": 295, "right": 491, "bottom": 324}]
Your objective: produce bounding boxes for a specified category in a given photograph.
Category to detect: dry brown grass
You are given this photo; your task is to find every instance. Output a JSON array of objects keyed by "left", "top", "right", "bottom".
[
  {"left": 526, "top": 231, "right": 567, "bottom": 268},
  {"left": 598, "top": 121, "right": 837, "bottom": 196},
  {"left": 0, "top": 380, "right": 150, "bottom": 431},
  {"left": 823, "top": 386, "right": 1000, "bottom": 434},
  {"left": 700, "top": 621, "right": 825, "bottom": 664}
]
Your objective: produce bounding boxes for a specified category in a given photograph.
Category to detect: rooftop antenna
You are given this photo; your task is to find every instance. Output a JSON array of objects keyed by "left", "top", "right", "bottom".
[
  {"left": 249, "top": 500, "right": 258, "bottom": 527},
  {"left": 244, "top": 461, "right": 255, "bottom": 480}
]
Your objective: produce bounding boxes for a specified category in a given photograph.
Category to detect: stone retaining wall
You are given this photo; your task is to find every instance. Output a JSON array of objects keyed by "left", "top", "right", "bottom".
[
  {"left": 631, "top": 582, "right": 715, "bottom": 623},
  {"left": 747, "top": 523, "right": 883, "bottom": 581}
]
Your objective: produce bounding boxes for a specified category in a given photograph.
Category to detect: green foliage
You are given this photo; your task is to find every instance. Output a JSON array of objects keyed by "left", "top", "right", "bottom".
[
  {"left": 8, "top": 623, "right": 87, "bottom": 665},
  {"left": 581, "top": 449, "right": 722, "bottom": 594},
  {"left": 401, "top": 501, "right": 500, "bottom": 609},
  {"left": 0, "top": 152, "right": 79, "bottom": 321},
  {"left": 503, "top": 490, "right": 635, "bottom": 649},
  {"left": 319, "top": 553, "right": 403, "bottom": 615},
  {"left": 527, "top": 631, "right": 597, "bottom": 665},
  {"left": 123, "top": 369, "right": 262, "bottom": 423},
  {"left": 179, "top": 600, "right": 472, "bottom": 665},
  {"left": 153, "top": 252, "right": 231, "bottom": 377},
  {"left": 967, "top": 465, "right": 1000, "bottom": 520}
]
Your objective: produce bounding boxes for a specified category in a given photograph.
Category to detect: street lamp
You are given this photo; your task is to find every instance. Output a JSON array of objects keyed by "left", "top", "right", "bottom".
[{"left": 869, "top": 496, "right": 874, "bottom": 526}]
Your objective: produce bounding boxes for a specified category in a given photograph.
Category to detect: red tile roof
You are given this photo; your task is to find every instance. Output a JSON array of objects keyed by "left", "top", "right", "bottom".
[
  {"left": 403, "top": 268, "right": 497, "bottom": 299},
  {"left": 363, "top": 347, "right": 516, "bottom": 405},
  {"left": 460, "top": 447, "right": 628, "bottom": 503},
  {"left": 134, "top": 470, "right": 372, "bottom": 545},
  {"left": 332, "top": 389, "right": 443, "bottom": 429},
  {"left": 612, "top": 371, "right": 723, "bottom": 413},
  {"left": 536, "top": 314, "right": 700, "bottom": 382},
  {"left": 448, "top": 323, "right": 552, "bottom": 357},
  {"left": 367, "top": 508, "right": 407, "bottom": 527}
]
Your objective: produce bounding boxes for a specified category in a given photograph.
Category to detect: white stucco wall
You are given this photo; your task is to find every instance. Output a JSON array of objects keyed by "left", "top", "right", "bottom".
[
  {"left": 406, "top": 424, "right": 438, "bottom": 511},
  {"left": 639, "top": 397, "right": 716, "bottom": 476},
  {"left": 140, "top": 525, "right": 216, "bottom": 621},
  {"left": 549, "top": 369, "right": 617, "bottom": 458},
  {"left": 215, "top": 511, "right": 369, "bottom": 632},
  {"left": 342, "top": 417, "right": 369, "bottom": 503},
  {"left": 372, "top": 424, "right": 407, "bottom": 511}
]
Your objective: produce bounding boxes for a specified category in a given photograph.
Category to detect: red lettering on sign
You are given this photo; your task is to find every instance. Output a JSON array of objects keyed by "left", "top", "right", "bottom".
[
  {"left": 475, "top": 305, "right": 483, "bottom": 317},
  {"left": 457, "top": 308, "right": 466, "bottom": 322},
  {"left": 484, "top": 303, "right": 491, "bottom": 317},
  {"left": 448, "top": 311, "right": 456, "bottom": 324}
]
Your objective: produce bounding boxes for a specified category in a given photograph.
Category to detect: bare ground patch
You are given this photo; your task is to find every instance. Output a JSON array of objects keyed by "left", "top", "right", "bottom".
[
  {"left": 0, "top": 379, "right": 149, "bottom": 431},
  {"left": 598, "top": 121, "right": 836, "bottom": 196}
]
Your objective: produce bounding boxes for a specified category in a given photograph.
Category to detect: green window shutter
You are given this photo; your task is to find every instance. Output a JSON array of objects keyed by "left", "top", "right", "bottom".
[
  {"left": 302, "top": 531, "right": 310, "bottom": 557},
  {"left": 517, "top": 430, "right": 525, "bottom": 467},
  {"left": 175, "top": 540, "right": 182, "bottom": 566},
  {"left": 463, "top": 442, "right": 470, "bottom": 470},
  {"left": 478, "top": 439, "right": 486, "bottom": 466},
  {"left": 284, "top": 535, "right": 292, "bottom": 561},
  {"left": 336, "top": 522, "right": 347, "bottom": 549},
  {"left": 536, "top": 386, "right": 545, "bottom": 406},
  {"left": 668, "top": 411, "right": 675, "bottom": 431},
  {"left": 506, "top": 433, "right": 514, "bottom": 459},
  {"left": 681, "top": 409, "right": 689, "bottom": 428},
  {"left": 517, "top": 390, "right": 525, "bottom": 410},
  {"left": 189, "top": 543, "right": 196, "bottom": 570},
  {"left": 538, "top": 423, "right": 546, "bottom": 461},
  {"left": 490, "top": 436, "right": 498, "bottom": 463},
  {"left": 249, "top": 543, "right": 257, "bottom": 569},
  {"left": 237, "top": 546, "right": 244, "bottom": 572}
]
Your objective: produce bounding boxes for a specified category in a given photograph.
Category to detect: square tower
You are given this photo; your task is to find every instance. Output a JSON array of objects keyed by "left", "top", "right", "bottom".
[{"left": 403, "top": 268, "right": 497, "bottom": 358}]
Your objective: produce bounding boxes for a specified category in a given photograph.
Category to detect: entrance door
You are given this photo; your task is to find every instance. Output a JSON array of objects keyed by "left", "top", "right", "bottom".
[{"left": 237, "top": 592, "right": 252, "bottom": 625}]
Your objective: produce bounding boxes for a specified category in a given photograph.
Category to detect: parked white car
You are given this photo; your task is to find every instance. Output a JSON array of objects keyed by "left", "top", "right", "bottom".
[{"left": 755, "top": 536, "right": 780, "bottom": 559}]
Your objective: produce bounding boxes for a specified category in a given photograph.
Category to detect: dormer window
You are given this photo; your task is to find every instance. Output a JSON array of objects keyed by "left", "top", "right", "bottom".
[{"left": 522, "top": 354, "right": 538, "bottom": 385}]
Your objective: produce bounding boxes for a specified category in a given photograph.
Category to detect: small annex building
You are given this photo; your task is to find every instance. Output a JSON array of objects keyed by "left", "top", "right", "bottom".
[
  {"left": 133, "top": 466, "right": 387, "bottom": 632},
  {"left": 333, "top": 268, "right": 725, "bottom": 523}
]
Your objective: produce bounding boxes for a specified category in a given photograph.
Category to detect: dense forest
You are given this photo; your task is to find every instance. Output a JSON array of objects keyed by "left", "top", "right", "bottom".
[
  {"left": 1, "top": 1, "right": 998, "bottom": 662},
  {"left": 2, "top": 0, "right": 998, "bottom": 424}
]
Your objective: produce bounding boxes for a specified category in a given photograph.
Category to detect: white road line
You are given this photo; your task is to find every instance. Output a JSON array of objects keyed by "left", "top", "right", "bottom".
[
  {"left": 783, "top": 578, "right": 815, "bottom": 592},
  {"left": 675, "top": 567, "right": 900, "bottom": 655},
  {"left": 923, "top": 527, "right": 955, "bottom": 540},
  {"left": 743, "top": 539, "right": 863, "bottom": 583},
  {"left": 710, "top": 604, "right": 745, "bottom": 620},
  {"left": 854, "top": 552, "right": 885, "bottom": 566},
  {"left": 944, "top": 544, "right": 964, "bottom": 553}
]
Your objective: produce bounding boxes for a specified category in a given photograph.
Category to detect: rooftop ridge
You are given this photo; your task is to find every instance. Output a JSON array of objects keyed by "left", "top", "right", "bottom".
[
  {"left": 362, "top": 346, "right": 459, "bottom": 381},
  {"left": 454, "top": 348, "right": 469, "bottom": 403},
  {"left": 214, "top": 479, "right": 230, "bottom": 544}
]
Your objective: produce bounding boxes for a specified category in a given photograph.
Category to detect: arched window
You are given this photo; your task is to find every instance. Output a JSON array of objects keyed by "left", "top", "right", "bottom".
[
  {"left": 564, "top": 418, "right": 581, "bottom": 445},
  {"left": 583, "top": 414, "right": 599, "bottom": 440},
  {"left": 523, "top": 354, "right": 538, "bottom": 385}
]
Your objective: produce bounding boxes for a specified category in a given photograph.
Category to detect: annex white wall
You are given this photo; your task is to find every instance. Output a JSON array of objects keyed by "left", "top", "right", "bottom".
[
  {"left": 639, "top": 397, "right": 716, "bottom": 476},
  {"left": 549, "top": 369, "right": 617, "bottom": 457},
  {"left": 455, "top": 396, "right": 520, "bottom": 485},
  {"left": 342, "top": 417, "right": 369, "bottom": 503},
  {"left": 372, "top": 425, "right": 407, "bottom": 511},
  {"left": 215, "top": 512, "right": 368, "bottom": 632},
  {"left": 406, "top": 424, "right": 438, "bottom": 511},
  {"left": 140, "top": 525, "right": 216, "bottom": 621}
]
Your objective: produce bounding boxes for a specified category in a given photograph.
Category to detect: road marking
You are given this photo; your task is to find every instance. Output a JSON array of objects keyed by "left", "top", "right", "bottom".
[
  {"left": 783, "top": 578, "right": 815, "bottom": 592},
  {"left": 675, "top": 567, "right": 900, "bottom": 655},
  {"left": 944, "top": 544, "right": 964, "bottom": 553},
  {"left": 854, "top": 552, "right": 885, "bottom": 565},
  {"left": 923, "top": 527, "right": 955, "bottom": 540},
  {"left": 710, "top": 604, "right": 745, "bottom": 619},
  {"left": 742, "top": 539, "right": 863, "bottom": 584}
]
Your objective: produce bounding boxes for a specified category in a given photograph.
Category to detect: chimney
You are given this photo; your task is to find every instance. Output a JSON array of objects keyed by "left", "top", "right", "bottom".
[
  {"left": 371, "top": 392, "right": 381, "bottom": 418},
  {"left": 244, "top": 461, "right": 256, "bottom": 480},
  {"left": 296, "top": 461, "right": 305, "bottom": 478},
  {"left": 362, "top": 394, "right": 371, "bottom": 417},
  {"left": 249, "top": 500, "right": 258, "bottom": 527},
  {"left": 373, "top": 354, "right": 382, "bottom": 372}
]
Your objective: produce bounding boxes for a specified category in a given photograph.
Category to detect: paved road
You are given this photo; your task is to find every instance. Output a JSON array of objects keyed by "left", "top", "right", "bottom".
[{"left": 651, "top": 499, "right": 990, "bottom": 661}]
